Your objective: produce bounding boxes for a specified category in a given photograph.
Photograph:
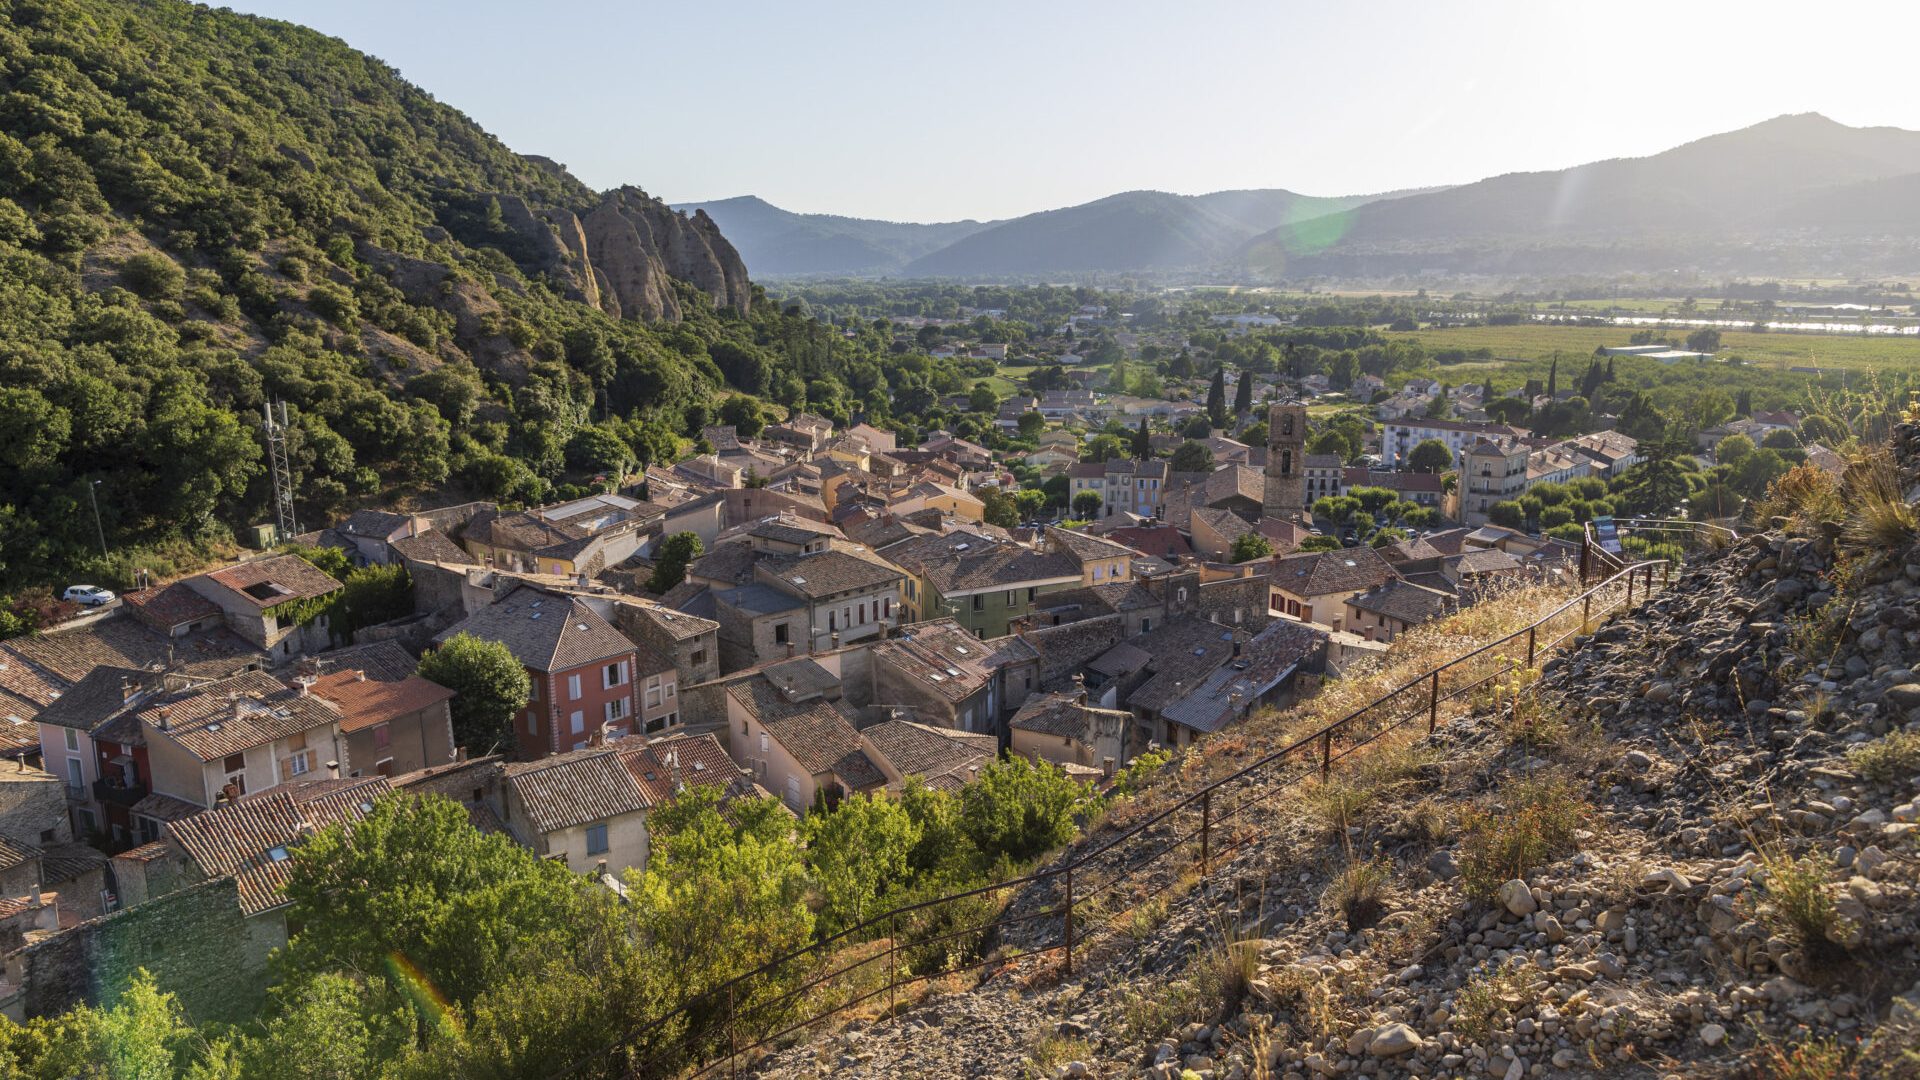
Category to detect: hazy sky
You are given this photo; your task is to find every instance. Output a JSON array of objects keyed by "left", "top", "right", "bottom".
[{"left": 224, "top": 0, "right": 1920, "bottom": 222}]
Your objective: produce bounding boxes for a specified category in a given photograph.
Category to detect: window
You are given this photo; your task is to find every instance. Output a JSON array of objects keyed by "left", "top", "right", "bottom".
[
  {"left": 759, "top": 732, "right": 769, "bottom": 753},
  {"left": 645, "top": 677, "right": 663, "bottom": 708},
  {"left": 1027, "top": 587, "right": 1038, "bottom": 603},
  {"left": 691, "top": 648, "right": 707, "bottom": 667},
  {"left": 567, "top": 674, "right": 582, "bottom": 700},
  {"left": 63, "top": 728, "right": 78, "bottom": 752},
  {"left": 569, "top": 711, "right": 584, "bottom": 735},
  {"left": 858, "top": 602, "right": 867, "bottom": 623},
  {"left": 286, "top": 750, "right": 312, "bottom": 777},
  {"left": 882, "top": 598, "right": 891, "bottom": 619},
  {"left": 1141, "top": 617, "right": 1152, "bottom": 633},
  {"left": 606, "top": 698, "right": 629, "bottom": 723},
  {"left": 586, "top": 823, "right": 609, "bottom": 856},
  {"left": 774, "top": 623, "right": 790, "bottom": 644},
  {"left": 603, "top": 661, "right": 627, "bottom": 689},
  {"left": 223, "top": 753, "right": 246, "bottom": 774},
  {"left": 828, "top": 610, "right": 837, "bottom": 632},
  {"left": 665, "top": 680, "right": 675, "bottom": 700},
  {"left": 971, "top": 595, "right": 983, "bottom": 612},
  {"left": 66, "top": 758, "right": 82, "bottom": 789},
  {"left": 529, "top": 680, "right": 540, "bottom": 702},
  {"left": 373, "top": 724, "right": 391, "bottom": 750},
  {"left": 527, "top": 711, "right": 538, "bottom": 734}
]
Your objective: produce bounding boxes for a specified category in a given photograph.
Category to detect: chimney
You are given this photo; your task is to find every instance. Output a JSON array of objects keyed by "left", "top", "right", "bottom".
[
  {"left": 326, "top": 760, "right": 340, "bottom": 779},
  {"left": 157, "top": 708, "right": 170, "bottom": 732},
  {"left": 1071, "top": 672, "right": 1087, "bottom": 706},
  {"left": 596, "top": 859, "right": 608, "bottom": 876}
]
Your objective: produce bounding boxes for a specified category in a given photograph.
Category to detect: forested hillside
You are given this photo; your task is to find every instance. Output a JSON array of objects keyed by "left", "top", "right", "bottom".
[{"left": 0, "top": 0, "right": 935, "bottom": 594}]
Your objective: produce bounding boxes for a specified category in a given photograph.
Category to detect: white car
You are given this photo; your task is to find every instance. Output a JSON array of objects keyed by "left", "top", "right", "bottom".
[{"left": 63, "top": 585, "right": 115, "bottom": 607}]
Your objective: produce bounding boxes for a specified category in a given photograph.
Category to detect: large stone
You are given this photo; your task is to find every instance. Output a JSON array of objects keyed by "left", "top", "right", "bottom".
[
  {"left": 1886, "top": 684, "right": 1920, "bottom": 712},
  {"left": 1699, "top": 1022, "right": 1727, "bottom": 1047},
  {"left": 1499, "top": 879, "right": 1538, "bottom": 916},
  {"left": 1366, "top": 1023, "right": 1422, "bottom": 1056}
]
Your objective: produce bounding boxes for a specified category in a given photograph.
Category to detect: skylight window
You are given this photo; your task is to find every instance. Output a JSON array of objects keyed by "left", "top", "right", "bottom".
[{"left": 266, "top": 846, "right": 289, "bottom": 862}]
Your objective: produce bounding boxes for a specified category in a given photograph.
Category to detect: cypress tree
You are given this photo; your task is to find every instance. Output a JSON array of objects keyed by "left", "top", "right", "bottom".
[
  {"left": 1132, "top": 417, "right": 1150, "bottom": 459},
  {"left": 1207, "top": 365, "right": 1227, "bottom": 428},
  {"left": 1233, "top": 368, "right": 1253, "bottom": 416}
]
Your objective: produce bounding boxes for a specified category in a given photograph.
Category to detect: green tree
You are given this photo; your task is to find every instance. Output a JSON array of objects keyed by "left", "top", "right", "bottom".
[
  {"left": 207, "top": 973, "right": 413, "bottom": 1080},
  {"left": 717, "top": 396, "right": 766, "bottom": 438},
  {"left": 1016, "top": 411, "right": 1045, "bottom": 438},
  {"left": 1170, "top": 440, "right": 1213, "bottom": 473},
  {"left": 1760, "top": 428, "right": 1799, "bottom": 450},
  {"left": 1131, "top": 418, "right": 1151, "bottom": 459},
  {"left": 6, "top": 969, "right": 200, "bottom": 1080},
  {"left": 1233, "top": 368, "right": 1253, "bottom": 415},
  {"left": 416, "top": 633, "right": 531, "bottom": 753},
  {"left": 1297, "top": 534, "right": 1342, "bottom": 552},
  {"left": 967, "top": 383, "right": 998, "bottom": 413},
  {"left": 1082, "top": 433, "right": 1127, "bottom": 463},
  {"left": 980, "top": 488, "right": 1020, "bottom": 529},
  {"left": 1715, "top": 433, "right": 1755, "bottom": 465},
  {"left": 1488, "top": 501, "right": 1526, "bottom": 529},
  {"left": 1071, "top": 491, "right": 1103, "bottom": 518},
  {"left": 803, "top": 793, "right": 918, "bottom": 934},
  {"left": 1686, "top": 328, "right": 1722, "bottom": 353},
  {"left": 1230, "top": 533, "right": 1274, "bottom": 563},
  {"left": 959, "top": 757, "right": 1095, "bottom": 864},
  {"left": 332, "top": 563, "right": 412, "bottom": 639},
  {"left": 1406, "top": 438, "right": 1452, "bottom": 474},
  {"left": 1206, "top": 365, "right": 1227, "bottom": 428},
  {"left": 1307, "top": 428, "right": 1356, "bottom": 462},
  {"left": 647, "top": 532, "right": 704, "bottom": 594}
]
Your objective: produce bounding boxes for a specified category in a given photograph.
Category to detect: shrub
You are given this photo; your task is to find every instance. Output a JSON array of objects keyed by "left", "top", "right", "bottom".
[
  {"left": 1322, "top": 855, "right": 1390, "bottom": 931},
  {"left": 1457, "top": 777, "right": 1586, "bottom": 900},
  {"left": 1122, "top": 895, "right": 1171, "bottom": 941},
  {"left": 1451, "top": 958, "right": 1534, "bottom": 1043},
  {"left": 1842, "top": 455, "right": 1916, "bottom": 551},
  {"left": 1847, "top": 730, "right": 1920, "bottom": 784},
  {"left": 1755, "top": 854, "right": 1852, "bottom": 957}
]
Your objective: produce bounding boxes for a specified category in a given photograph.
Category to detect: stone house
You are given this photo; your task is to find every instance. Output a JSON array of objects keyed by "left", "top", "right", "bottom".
[
  {"left": 1008, "top": 690, "right": 1131, "bottom": 778},
  {"left": 501, "top": 748, "right": 654, "bottom": 876},
  {"left": 307, "top": 667, "right": 457, "bottom": 778},
  {"left": 869, "top": 620, "right": 1002, "bottom": 736},
  {"left": 1343, "top": 580, "right": 1454, "bottom": 643},
  {"left": 604, "top": 596, "right": 721, "bottom": 688},
  {"left": 462, "top": 494, "right": 665, "bottom": 579},
  {"left": 185, "top": 554, "right": 342, "bottom": 663},
  {"left": 1269, "top": 547, "right": 1397, "bottom": 631},
  {"left": 138, "top": 670, "right": 349, "bottom": 811},
  {"left": 722, "top": 662, "right": 885, "bottom": 814},
  {"left": 857, "top": 720, "right": 996, "bottom": 793}
]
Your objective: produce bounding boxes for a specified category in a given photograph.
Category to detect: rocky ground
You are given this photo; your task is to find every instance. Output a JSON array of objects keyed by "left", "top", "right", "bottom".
[{"left": 749, "top": 450, "right": 1920, "bottom": 1079}]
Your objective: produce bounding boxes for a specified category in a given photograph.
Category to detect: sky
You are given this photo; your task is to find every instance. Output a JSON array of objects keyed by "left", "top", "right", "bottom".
[{"left": 223, "top": 0, "right": 1920, "bottom": 223}]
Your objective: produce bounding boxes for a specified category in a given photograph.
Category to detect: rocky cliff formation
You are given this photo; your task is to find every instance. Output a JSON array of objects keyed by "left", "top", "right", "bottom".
[{"left": 486, "top": 187, "right": 751, "bottom": 323}]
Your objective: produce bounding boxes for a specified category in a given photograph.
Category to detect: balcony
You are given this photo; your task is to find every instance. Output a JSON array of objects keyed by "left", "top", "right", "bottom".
[{"left": 92, "top": 777, "right": 149, "bottom": 807}]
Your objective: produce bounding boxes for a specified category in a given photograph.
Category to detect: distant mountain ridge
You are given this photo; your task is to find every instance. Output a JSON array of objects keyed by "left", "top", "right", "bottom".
[
  {"left": 1248, "top": 113, "right": 1920, "bottom": 277},
  {"left": 672, "top": 196, "right": 994, "bottom": 275},
  {"left": 698, "top": 114, "right": 1920, "bottom": 281}
]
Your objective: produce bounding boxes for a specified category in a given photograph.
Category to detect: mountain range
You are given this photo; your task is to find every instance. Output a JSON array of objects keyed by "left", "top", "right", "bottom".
[{"left": 687, "top": 114, "right": 1920, "bottom": 280}]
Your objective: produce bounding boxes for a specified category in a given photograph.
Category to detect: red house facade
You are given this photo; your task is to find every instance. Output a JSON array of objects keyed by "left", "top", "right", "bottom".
[{"left": 433, "top": 587, "right": 642, "bottom": 759}]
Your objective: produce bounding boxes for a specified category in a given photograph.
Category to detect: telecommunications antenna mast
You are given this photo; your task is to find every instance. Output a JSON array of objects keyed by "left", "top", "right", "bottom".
[{"left": 263, "top": 401, "right": 301, "bottom": 541}]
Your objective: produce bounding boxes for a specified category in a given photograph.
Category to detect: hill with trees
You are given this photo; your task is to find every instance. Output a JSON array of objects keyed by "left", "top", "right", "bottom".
[{"left": 0, "top": 0, "right": 908, "bottom": 593}]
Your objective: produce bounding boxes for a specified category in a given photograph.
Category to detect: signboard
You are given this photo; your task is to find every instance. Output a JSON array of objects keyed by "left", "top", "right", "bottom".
[{"left": 1591, "top": 515, "right": 1622, "bottom": 554}]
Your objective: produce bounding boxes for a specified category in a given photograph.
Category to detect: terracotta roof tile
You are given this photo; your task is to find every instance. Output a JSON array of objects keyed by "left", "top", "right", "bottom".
[
  {"left": 504, "top": 748, "right": 653, "bottom": 835},
  {"left": 308, "top": 672, "right": 453, "bottom": 733},
  {"left": 204, "top": 555, "right": 342, "bottom": 610},
  {"left": 433, "top": 587, "right": 635, "bottom": 673},
  {"left": 123, "top": 581, "right": 221, "bottom": 628}
]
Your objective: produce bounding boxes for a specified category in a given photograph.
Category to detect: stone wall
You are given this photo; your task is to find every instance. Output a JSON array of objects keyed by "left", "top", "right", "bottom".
[
  {"left": 4, "top": 876, "right": 273, "bottom": 1024},
  {"left": 1198, "top": 575, "right": 1274, "bottom": 630},
  {"left": 0, "top": 769, "right": 71, "bottom": 847}
]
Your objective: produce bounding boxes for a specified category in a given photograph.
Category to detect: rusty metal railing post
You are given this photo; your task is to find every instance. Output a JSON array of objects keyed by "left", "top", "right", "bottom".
[
  {"left": 1063, "top": 864, "right": 1074, "bottom": 976},
  {"left": 1320, "top": 729, "right": 1332, "bottom": 778},
  {"left": 1427, "top": 669, "right": 1440, "bottom": 733},
  {"left": 727, "top": 982, "right": 738, "bottom": 1080},
  {"left": 1582, "top": 591, "right": 1591, "bottom": 629},
  {"left": 888, "top": 911, "right": 898, "bottom": 1020},
  {"left": 1526, "top": 625, "right": 1537, "bottom": 668},
  {"left": 1626, "top": 568, "right": 1635, "bottom": 609},
  {"left": 1199, "top": 788, "right": 1211, "bottom": 876}
]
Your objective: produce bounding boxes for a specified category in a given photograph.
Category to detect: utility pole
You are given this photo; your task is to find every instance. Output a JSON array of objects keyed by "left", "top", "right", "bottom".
[{"left": 86, "top": 480, "right": 107, "bottom": 561}]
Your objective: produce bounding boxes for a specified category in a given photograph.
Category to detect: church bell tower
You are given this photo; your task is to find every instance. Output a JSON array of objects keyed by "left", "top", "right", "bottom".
[{"left": 1264, "top": 401, "right": 1308, "bottom": 521}]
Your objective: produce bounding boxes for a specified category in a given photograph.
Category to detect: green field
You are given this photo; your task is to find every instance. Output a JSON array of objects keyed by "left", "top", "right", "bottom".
[{"left": 1396, "top": 323, "right": 1920, "bottom": 374}]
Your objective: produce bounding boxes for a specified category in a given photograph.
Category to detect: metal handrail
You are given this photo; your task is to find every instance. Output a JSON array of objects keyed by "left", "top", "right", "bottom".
[{"left": 568, "top": 550, "right": 1693, "bottom": 1079}]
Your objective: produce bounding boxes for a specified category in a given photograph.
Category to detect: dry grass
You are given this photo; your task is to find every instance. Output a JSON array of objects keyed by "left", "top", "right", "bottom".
[
  {"left": 1457, "top": 775, "right": 1588, "bottom": 901},
  {"left": 1119, "top": 895, "right": 1171, "bottom": 941},
  {"left": 1022, "top": 1032, "right": 1090, "bottom": 1078},
  {"left": 1755, "top": 461, "right": 1848, "bottom": 532},
  {"left": 1451, "top": 957, "right": 1537, "bottom": 1043},
  {"left": 1744, "top": 1028, "right": 1866, "bottom": 1080},
  {"left": 1842, "top": 454, "right": 1918, "bottom": 552},
  {"left": 1754, "top": 853, "right": 1853, "bottom": 961},
  {"left": 1322, "top": 853, "right": 1391, "bottom": 931}
]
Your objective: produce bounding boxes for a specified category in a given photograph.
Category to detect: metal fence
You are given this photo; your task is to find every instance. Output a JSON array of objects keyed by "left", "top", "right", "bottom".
[{"left": 572, "top": 527, "right": 1725, "bottom": 1079}]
